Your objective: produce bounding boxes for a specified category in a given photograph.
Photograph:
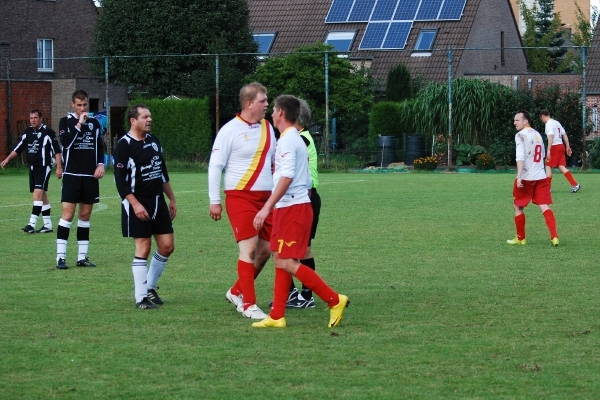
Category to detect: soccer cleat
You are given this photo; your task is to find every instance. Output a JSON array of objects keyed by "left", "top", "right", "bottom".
[
  {"left": 252, "top": 316, "right": 287, "bottom": 328},
  {"left": 21, "top": 225, "right": 36, "bottom": 234},
  {"left": 506, "top": 237, "right": 526, "bottom": 245},
  {"left": 242, "top": 304, "right": 268, "bottom": 320},
  {"left": 56, "top": 258, "right": 68, "bottom": 270},
  {"left": 269, "top": 287, "right": 300, "bottom": 307},
  {"left": 136, "top": 297, "right": 158, "bottom": 309},
  {"left": 571, "top": 184, "right": 581, "bottom": 193},
  {"left": 225, "top": 289, "right": 244, "bottom": 313},
  {"left": 76, "top": 257, "right": 96, "bottom": 267},
  {"left": 147, "top": 288, "right": 164, "bottom": 305},
  {"left": 36, "top": 226, "right": 53, "bottom": 234},
  {"left": 286, "top": 297, "right": 316, "bottom": 309},
  {"left": 328, "top": 294, "right": 349, "bottom": 328},
  {"left": 551, "top": 237, "right": 559, "bottom": 247}
]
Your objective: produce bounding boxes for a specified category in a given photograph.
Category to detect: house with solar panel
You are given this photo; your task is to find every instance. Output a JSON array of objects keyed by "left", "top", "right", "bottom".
[{"left": 248, "top": 0, "right": 528, "bottom": 84}]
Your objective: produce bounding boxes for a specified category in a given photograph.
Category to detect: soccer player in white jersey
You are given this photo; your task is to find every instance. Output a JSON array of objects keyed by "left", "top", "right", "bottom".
[
  {"left": 507, "top": 110, "right": 559, "bottom": 247},
  {"left": 252, "top": 95, "right": 348, "bottom": 329},
  {"left": 208, "top": 82, "right": 275, "bottom": 320},
  {"left": 540, "top": 110, "right": 580, "bottom": 193}
]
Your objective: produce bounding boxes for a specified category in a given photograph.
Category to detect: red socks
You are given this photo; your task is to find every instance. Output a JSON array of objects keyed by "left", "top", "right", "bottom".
[
  {"left": 270, "top": 268, "right": 292, "bottom": 320},
  {"left": 564, "top": 171, "right": 577, "bottom": 186},
  {"left": 295, "top": 264, "right": 339, "bottom": 308},
  {"left": 236, "top": 260, "right": 260, "bottom": 310},
  {"left": 543, "top": 209, "right": 558, "bottom": 239},
  {"left": 515, "top": 214, "right": 526, "bottom": 240}
]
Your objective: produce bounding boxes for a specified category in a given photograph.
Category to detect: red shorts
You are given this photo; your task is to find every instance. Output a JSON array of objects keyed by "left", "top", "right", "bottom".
[
  {"left": 513, "top": 179, "right": 552, "bottom": 207},
  {"left": 225, "top": 190, "right": 272, "bottom": 242},
  {"left": 546, "top": 144, "right": 566, "bottom": 168},
  {"left": 270, "top": 203, "right": 313, "bottom": 259}
]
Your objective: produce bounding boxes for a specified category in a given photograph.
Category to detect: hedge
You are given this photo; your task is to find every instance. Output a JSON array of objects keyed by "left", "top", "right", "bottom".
[{"left": 126, "top": 98, "right": 212, "bottom": 162}]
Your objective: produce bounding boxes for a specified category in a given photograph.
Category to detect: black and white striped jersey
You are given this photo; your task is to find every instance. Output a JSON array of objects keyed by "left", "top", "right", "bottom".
[
  {"left": 13, "top": 124, "right": 61, "bottom": 167},
  {"left": 113, "top": 133, "right": 170, "bottom": 199},
  {"left": 59, "top": 113, "right": 104, "bottom": 177}
]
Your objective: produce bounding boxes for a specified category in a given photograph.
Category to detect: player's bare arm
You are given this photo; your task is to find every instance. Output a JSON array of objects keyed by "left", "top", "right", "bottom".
[
  {"left": 55, "top": 154, "right": 63, "bottom": 179},
  {"left": 254, "top": 177, "right": 292, "bottom": 230},
  {"left": 562, "top": 132, "right": 572, "bottom": 156},
  {"left": 163, "top": 182, "right": 177, "bottom": 220},
  {"left": 1, "top": 151, "right": 16, "bottom": 169},
  {"left": 94, "top": 163, "right": 105, "bottom": 179}
]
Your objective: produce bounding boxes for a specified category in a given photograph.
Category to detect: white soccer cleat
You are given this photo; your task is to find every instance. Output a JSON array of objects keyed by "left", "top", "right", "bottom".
[
  {"left": 242, "top": 304, "right": 268, "bottom": 320},
  {"left": 225, "top": 289, "right": 244, "bottom": 313}
]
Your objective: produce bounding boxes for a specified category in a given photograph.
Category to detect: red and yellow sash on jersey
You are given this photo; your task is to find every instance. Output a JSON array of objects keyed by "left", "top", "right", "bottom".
[{"left": 235, "top": 119, "right": 271, "bottom": 190}]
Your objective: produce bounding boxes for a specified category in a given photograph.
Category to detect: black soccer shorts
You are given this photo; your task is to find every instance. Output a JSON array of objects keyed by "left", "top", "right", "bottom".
[
  {"left": 29, "top": 165, "right": 52, "bottom": 192},
  {"left": 61, "top": 175, "right": 100, "bottom": 204},
  {"left": 121, "top": 195, "right": 174, "bottom": 238}
]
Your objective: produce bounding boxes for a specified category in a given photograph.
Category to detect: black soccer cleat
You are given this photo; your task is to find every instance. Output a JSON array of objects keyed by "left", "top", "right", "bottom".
[
  {"left": 22, "top": 225, "right": 36, "bottom": 234},
  {"left": 56, "top": 258, "right": 68, "bottom": 270},
  {"left": 76, "top": 257, "right": 97, "bottom": 267},
  {"left": 36, "top": 226, "right": 53, "bottom": 234},
  {"left": 147, "top": 288, "right": 164, "bottom": 305},
  {"left": 286, "top": 297, "right": 316, "bottom": 309},
  {"left": 136, "top": 297, "right": 158, "bottom": 309}
]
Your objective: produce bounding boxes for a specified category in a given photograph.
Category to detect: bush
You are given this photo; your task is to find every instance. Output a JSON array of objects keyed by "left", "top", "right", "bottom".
[
  {"left": 413, "top": 156, "right": 438, "bottom": 170},
  {"left": 476, "top": 153, "right": 496, "bottom": 170},
  {"left": 126, "top": 98, "right": 212, "bottom": 162}
]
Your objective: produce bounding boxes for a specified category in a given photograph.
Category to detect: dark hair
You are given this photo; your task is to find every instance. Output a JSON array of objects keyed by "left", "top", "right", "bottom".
[
  {"left": 239, "top": 82, "right": 267, "bottom": 110},
  {"left": 128, "top": 104, "right": 148, "bottom": 120},
  {"left": 72, "top": 90, "right": 88, "bottom": 102},
  {"left": 540, "top": 110, "right": 551, "bottom": 117},
  {"left": 273, "top": 95, "right": 300, "bottom": 124},
  {"left": 30, "top": 109, "right": 42, "bottom": 117},
  {"left": 517, "top": 109, "right": 531, "bottom": 124}
]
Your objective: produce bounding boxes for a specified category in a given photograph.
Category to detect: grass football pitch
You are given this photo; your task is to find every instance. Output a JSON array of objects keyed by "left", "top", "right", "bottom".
[{"left": 1, "top": 171, "right": 599, "bottom": 399}]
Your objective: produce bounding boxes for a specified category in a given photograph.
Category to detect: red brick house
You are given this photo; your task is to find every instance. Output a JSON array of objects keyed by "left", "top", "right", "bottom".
[
  {"left": 0, "top": 0, "right": 127, "bottom": 159},
  {"left": 584, "top": 21, "right": 600, "bottom": 140}
]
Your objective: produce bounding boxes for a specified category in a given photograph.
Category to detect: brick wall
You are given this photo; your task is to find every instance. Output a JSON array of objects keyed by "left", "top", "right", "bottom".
[{"left": 0, "top": 81, "right": 52, "bottom": 159}]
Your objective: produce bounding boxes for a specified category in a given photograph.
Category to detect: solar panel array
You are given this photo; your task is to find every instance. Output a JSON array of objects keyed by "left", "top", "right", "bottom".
[{"left": 326, "top": 0, "right": 467, "bottom": 50}]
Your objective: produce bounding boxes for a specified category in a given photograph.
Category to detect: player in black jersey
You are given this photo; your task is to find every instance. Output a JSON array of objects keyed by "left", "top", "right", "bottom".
[
  {"left": 114, "top": 104, "right": 177, "bottom": 309},
  {"left": 55, "top": 90, "right": 105, "bottom": 270},
  {"left": 1, "top": 110, "right": 62, "bottom": 233}
]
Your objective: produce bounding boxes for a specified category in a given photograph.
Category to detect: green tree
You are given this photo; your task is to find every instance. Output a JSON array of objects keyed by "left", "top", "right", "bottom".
[
  {"left": 247, "top": 43, "right": 376, "bottom": 150},
  {"left": 571, "top": 3, "right": 598, "bottom": 71},
  {"left": 386, "top": 63, "right": 412, "bottom": 102},
  {"left": 92, "top": 0, "right": 258, "bottom": 118},
  {"left": 519, "top": 0, "right": 573, "bottom": 72}
]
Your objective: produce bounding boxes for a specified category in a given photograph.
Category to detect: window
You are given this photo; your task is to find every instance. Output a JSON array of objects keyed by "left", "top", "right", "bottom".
[
  {"left": 37, "top": 39, "right": 53, "bottom": 71},
  {"left": 414, "top": 29, "right": 437, "bottom": 51},
  {"left": 593, "top": 105, "right": 598, "bottom": 132},
  {"left": 325, "top": 31, "right": 356, "bottom": 52},
  {"left": 253, "top": 33, "right": 276, "bottom": 54}
]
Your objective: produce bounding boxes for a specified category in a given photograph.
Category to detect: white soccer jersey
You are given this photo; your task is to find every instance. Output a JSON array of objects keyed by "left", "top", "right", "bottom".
[
  {"left": 545, "top": 119, "right": 565, "bottom": 146},
  {"left": 208, "top": 116, "right": 275, "bottom": 204},
  {"left": 273, "top": 127, "right": 312, "bottom": 209},
  {"left": 515, "top": 127, "right": 546, "bottom": 181}
]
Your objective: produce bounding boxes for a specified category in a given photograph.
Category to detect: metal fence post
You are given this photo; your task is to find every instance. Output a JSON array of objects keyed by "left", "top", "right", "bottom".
[
  {"left": 447, "top": 47, "right": 453, "bottom": 169},
  {"left": 104, "top": 57, "right": 111, "bottom": 165},
  {"left": 324, "top": 51, "right": 330, "bottom": 168}
]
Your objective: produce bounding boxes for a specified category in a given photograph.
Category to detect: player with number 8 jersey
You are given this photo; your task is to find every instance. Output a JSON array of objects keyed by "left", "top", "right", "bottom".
[{"left": 507, "top": 110, "right": 559, "bottom": 247}]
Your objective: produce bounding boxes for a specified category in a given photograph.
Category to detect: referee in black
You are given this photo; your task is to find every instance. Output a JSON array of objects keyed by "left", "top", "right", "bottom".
[
  {"left": 55, "top": 90, "right": 104, "bottom": 269},
  {"left": 114, "top": 104, "right": 177, "bottom": 309},
  {"left": 1, "top": 109, "right": 62, "bottom": 233}
]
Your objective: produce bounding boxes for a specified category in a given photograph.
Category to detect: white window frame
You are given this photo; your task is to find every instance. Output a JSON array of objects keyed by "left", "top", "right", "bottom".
[
  {"left": 325, "top": 31, "right": 356, "bottom": 53},
  {"left": 414, "top": 29, "right": 437, "bottom": 51},
  {"left": 37, "top": 39, "right": 53, "bottom": 72}
]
